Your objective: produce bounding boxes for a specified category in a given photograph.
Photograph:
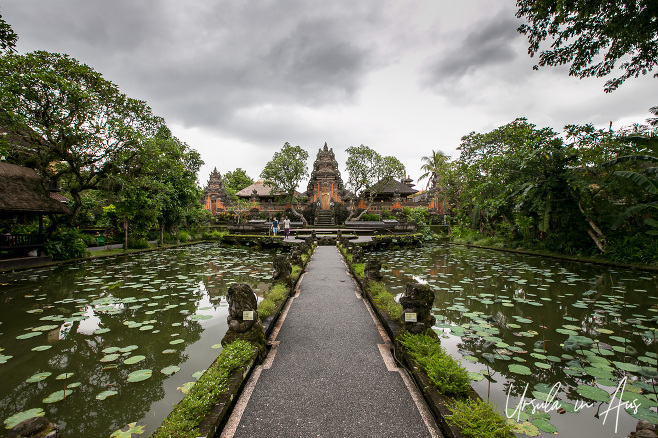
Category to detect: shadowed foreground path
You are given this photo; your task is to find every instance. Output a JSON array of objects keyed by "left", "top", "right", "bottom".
[{"left": 221, "top": 246, "right": 441, "bottom": 438}]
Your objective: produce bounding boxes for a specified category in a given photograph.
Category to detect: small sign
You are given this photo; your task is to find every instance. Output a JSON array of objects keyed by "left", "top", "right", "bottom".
[
  {"left": 404, "top": 312, "right": 417, "bottom": 323},
  {"left": 243, "top": 311, "right": 254, "bottom": 321}
]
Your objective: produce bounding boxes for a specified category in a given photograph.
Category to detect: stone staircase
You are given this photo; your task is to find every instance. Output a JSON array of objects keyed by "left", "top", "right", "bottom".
[{"left": 315, "top": 210, "right": 334, "bottom": 226}]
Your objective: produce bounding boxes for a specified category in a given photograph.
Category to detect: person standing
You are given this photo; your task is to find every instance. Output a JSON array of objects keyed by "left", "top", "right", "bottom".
[
  {"left": 283, "top": 216, "right": 291, "bottom": 239},
  {"left": 271, "top": 217, "right": 279, "bottom": 236}
]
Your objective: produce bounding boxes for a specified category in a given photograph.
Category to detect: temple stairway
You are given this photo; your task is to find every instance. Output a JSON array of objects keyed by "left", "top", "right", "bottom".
[{"left": 315, "top": 209, "right": 334, "bottom": 226}]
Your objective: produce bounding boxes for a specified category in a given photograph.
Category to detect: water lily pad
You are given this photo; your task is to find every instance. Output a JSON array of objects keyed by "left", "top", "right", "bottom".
[
  {"left": 4, "top": 408, "right": 45, "bottom": 429},
  {"left": 124, "top": 355, "right": 146, "bottom": 365},
  {"left": 189, "top": 314, "right": 213, "bottom": 320},
  {"left": 576, "top": 385, "right": 610, "bottom": 402},
  {"left": 43, "top": 390, "right": 68, "bottom": 403},
  {"left": 110, "top": 422, "right": 146, "bottom": 438},
  {"left": 506, "top": 407, "right": 530, "bottom": 422},
  {"left": 509, "top": 364, "right": 532, "bottom": 375},
  {"left": 508, "top": 420, "right": 540, "bottom": 436},
  {"left": 26, "top": 371, "right": 51, "bottom": 383},
  {"left": 531, "top": 418, "right": 557, "bottom": 433},
  {"left": 127, "top": 369, "right": 152, "bottom": 382},
  {"left": 627, "top": 407, "right": 658, "bottom": 423},
  {"left": 177, "top": 381, "right": 195, "bottom": 394},
  {"left": 169, "top": 339, "right": 184, "bottom": 345},
  {"left": 30, "top": 345, "right": 52, "bottom": 352},
  {"left": 161, "top": 365, "right": 180, "bottom": 375},
  {"left": 96, "top": 390, "right": 118, "bottom": 400},
  {"left": 100, "top": 354, "right": 120, "bottom": 362},
  {"left": 55, "top": 373, "right": 74, "bottom": 380},
  {"left": 16, "top": 332, "right": 42, "bottom": 340}
]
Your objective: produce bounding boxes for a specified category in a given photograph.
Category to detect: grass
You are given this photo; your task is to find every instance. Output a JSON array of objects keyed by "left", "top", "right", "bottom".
[
  {"left": 398, "top": 332, "right": 471, "bottom": 398},
  {"left": 367, "top": 281, "right": 402, "bottom": 320},
  {"left": 257, "top": 282, "right": 290, "bottom": 320},
  {"left": 151, "top": 340, "right": 257, "bottom": 438},
  {"left": 449, "top": 398, "right": 513, "bottom": 438},
  {"left": 352, "top": 263, "right": 364, "bottom": 278}
]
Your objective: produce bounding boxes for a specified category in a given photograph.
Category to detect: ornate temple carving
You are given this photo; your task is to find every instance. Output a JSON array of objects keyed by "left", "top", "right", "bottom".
[
  {"left": 305, "top": 143, "right": 347, "bottom": 209},
  {"left": 201, "top": 167, "right": 231, "bottom": 214}
]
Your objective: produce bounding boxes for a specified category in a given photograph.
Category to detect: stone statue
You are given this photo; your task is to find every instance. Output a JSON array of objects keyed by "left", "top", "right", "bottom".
[
  {"left": 399, "top": 283, "right": 436, "bottom": 334},
  {"left": 221, "top": 283, "right": 266, "bottom": 358},
  {"left": 273, "top": 254, "right": 293, "bottom": 288},
  {"left": 6, "top": 416, "right": 58, "bottom": 438},
  {"left": 364, "top": 257, "right": 383, "bottom": 283},
  {"left": 352, "top": 245, "right": 364, "bottom": 263}
]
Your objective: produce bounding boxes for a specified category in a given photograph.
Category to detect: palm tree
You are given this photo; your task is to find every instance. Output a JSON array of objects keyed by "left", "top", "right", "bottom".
[{"left": 418, "top": 149, "right": 450, "bottom": 190}]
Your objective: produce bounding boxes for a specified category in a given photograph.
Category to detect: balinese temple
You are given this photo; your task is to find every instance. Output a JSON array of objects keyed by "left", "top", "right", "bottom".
[
  {"left": 201, "top": 167, "right": 231, "bottom": 215},
  {"left": 362, "top": 175, "right": 418, "bottom": 202},
  {"left": 305, "top": 143, "right": 348, "bottom": 208},
  {"left": 235, "top": 179, "right": 284, "bottom": 203},
  {"left": 200, "top": 142, "right": 446, "bottom": 222}
]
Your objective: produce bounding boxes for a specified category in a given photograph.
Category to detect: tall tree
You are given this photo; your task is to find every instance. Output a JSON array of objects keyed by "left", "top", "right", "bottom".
[
  {"left": 418, "top": 149, "right": 451, "bottom": 190},
  {"left": 223, "top": 168, "right": 254, "bottom": 200},
  {"left": 0, "top": 12, "right": 18, "bottom": 55},
  {"left": 516, "top": 0, "right": 658, "bottom": 92},
  {"left": 344, "top": 145, "right": 405, "bottom": 220},
  {"left": 0, "top": 51, "right": 161, "bottom": 223},
  {"left": 260, "top": 142, "right": 309, "bottom": 226}
]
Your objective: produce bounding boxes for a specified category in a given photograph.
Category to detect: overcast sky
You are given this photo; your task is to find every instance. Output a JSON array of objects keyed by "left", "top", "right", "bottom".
[{"left": 3, "top": 0, "right": 657, "bottom": 191}]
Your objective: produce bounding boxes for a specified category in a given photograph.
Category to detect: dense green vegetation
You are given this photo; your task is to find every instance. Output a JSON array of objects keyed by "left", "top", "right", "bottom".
[
  {"left": 151, "top": 340, "right": 258, "bottom": 438},
  {"left": 448, "top": 398, "right": 514, "bottom": 438},
  {"left": 398, "top": 332, "right": 471, "bottom": 397},
  {"left": 438, "top": 117, "right": 657, "bottom": 264}
]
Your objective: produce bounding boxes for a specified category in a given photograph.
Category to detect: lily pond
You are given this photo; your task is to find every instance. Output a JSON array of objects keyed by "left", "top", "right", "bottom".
[
  {"left": 374, "top": 243, "right": 658, "bottom": 437},
  {"left": 0, "top": 244, "right": 276, "bottom": 437}
]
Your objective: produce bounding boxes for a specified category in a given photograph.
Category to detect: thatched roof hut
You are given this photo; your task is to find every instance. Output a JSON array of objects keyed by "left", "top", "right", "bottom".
[{"left": 0, "top": 162, "right": 71, "bottom": 214}]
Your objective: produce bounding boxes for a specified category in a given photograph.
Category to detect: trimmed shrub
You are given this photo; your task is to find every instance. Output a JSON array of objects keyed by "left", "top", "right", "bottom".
[{"left": 399, "top": 332, "right": 471, "bottom": 397}]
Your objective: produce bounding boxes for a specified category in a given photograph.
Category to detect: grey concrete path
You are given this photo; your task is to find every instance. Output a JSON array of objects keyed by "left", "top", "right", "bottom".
[{"left": 222, "top": 246, "right": 441, "bottom": 438}]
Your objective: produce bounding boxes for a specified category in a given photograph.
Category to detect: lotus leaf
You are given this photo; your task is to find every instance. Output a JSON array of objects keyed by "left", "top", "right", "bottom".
[
  {"left": 43, "top": 390, "right": 68, "bottom": 403},
  {"left": 576, "top": 385, "right": 610, "bottom": 402},
  {"left": 124, "top": 355, "right": 146, "bottom": 365},
  {"left": 4, "top": 408, "right": 45, "bottom": 429},
  {"left": 110, "top": 422, "right": 146, "bottom": 438},
  {"left": 161, "top": 365, "right": 180, "bottom": 375},
  {"left": 177, "top": 381, "right": 195, "bottom": 394},
  {"left": 127, "top": 369, "right": 152, "bottom": 382},
  {"left": 508, "top": 420, "right": 540, "bottom": 436},
  {"left": 16, "top": 332, "right": 42, "bottom": 340},
  {"left": 55, "top": 373, "right": 73, "bottom": 380},
  {"left": 506, "top": 407, "right": 530, "bottom": 422},
  {"left": 509, "top": 364, "right": 532, "bottom": 375},
  {"left": 96, "top": 390, "right": 118, "bottom": 401}
]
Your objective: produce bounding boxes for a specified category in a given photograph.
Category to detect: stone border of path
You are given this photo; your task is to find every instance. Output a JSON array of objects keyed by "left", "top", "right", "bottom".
[
  {"left": 344, "top": 257, "right": 473, "bottom": 438},
  {"left": 220, "top": 249, "right": 443, "bottom": 438}
]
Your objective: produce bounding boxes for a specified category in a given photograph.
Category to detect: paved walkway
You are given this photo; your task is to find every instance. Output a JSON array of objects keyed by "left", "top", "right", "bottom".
[{"left": 221, "top": 246, "right": 441, "bottom": 438}]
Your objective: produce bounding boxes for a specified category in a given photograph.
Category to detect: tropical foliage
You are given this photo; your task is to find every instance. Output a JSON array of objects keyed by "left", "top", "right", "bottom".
[
  {"left": 440, "top": 114, "right": 658, "bottom": 263},
  {"left": 344, "top": 144, "right": 405, "bottom": 220},
  {"left": 516, "top": 0, "right": 658, "bottom": 92},
  {"left": 0, "top": 18, "right": 208, "bottom": 248}
]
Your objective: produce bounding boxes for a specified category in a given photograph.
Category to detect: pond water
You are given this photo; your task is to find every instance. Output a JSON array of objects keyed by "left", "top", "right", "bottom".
[
  {"left": 0, "top": 244, "right": 276, "bottom": 437},
  {"left": 374, "top": 243, "right": 658, "bottom": 437}
]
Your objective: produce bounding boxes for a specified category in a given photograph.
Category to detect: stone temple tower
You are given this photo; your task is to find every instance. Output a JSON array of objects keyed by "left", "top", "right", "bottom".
[
  {"left": 201, "top": 167, "right": 231, "bottom": 215},
  {"left": 305, "top": 143, "right": 347, "bottom": 225}
]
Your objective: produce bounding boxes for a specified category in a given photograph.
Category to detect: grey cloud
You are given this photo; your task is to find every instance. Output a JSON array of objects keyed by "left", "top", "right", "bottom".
[
  {"left": 3, "top": 0, "right": 382, "bottom": 140},
  {"left": 422, "top": 13, "right": 521, "bottom": 86}
]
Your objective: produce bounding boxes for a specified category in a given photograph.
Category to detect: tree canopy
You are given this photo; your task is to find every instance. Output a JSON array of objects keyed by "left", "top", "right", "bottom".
[
  {"left": 516, "top": 0, "right": 658, "bottom": 92},
  {"left": 223, "top": 168, "right": 254, "bottom": 200},
  {"left": 344, "top": 144, "right": 405, "bottom": 220},
  {"left": 261, "top": 142, "right": 309, "bottom": 225},
  {"left": 0, "top": 13, "right": 17, "bottom": 56}
]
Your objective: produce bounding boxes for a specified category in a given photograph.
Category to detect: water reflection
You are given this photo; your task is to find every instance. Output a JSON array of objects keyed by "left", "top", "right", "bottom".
[
  {"left": 374, "top": 244, "right": 658, "bottom": 437},
  {"left": 0, "top": 243, "right": 276, "bottom": 437}
]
